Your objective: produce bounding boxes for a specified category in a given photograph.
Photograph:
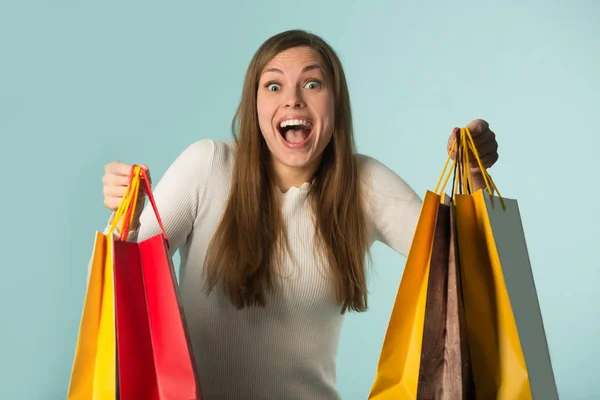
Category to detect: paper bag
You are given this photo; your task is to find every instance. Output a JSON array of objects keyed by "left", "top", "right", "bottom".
[{"left": 114, "top": 165, "right": 203, "bottom": 400}]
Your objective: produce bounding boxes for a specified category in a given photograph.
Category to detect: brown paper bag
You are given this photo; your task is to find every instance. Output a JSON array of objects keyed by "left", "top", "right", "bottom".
[{"left": 417, "top": 196, "right": 474, "bottom": 400}]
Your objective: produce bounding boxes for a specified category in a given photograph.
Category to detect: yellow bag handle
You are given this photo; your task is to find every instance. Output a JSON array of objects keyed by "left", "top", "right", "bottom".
[
  {"left": 435, "top": 127, "right": 505, "bottom": 210},
  {"left": 107, "top": 165, "right": 142, "bottom": 239},
  {"left": 434, "top": 139, "right": 458, "bottom": 195},
  {"left": 462, "top": 128, "right": 505, "bottom": 209},
  {"left": 105, "top": 165, "right": 170, "bottom": 245}
]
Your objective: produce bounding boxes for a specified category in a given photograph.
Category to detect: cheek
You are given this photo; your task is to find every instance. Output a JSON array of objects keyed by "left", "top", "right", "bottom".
[{"left": 256, "top": 96, "right": 275, "bottom": 132}]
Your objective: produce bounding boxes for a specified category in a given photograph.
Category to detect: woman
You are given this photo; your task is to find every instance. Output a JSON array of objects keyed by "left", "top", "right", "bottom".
[{"left": 102, "top": 30, "right": 498, "bottom": 399}]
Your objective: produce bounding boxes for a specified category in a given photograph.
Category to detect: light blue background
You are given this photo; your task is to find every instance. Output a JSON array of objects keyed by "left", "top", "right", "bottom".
[{"left": 1, "top": 1, "right": 598, "bottom": 399}]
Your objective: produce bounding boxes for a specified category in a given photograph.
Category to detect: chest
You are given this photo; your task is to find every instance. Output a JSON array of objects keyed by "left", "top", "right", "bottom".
[{"left": 186, "top": 187, "right": 340, "bottom": 316}]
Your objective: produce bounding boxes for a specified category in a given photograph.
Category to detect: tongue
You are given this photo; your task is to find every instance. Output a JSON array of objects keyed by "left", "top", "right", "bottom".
[{"left": 284, "top": 129, "right": 308, "bottom": 144}]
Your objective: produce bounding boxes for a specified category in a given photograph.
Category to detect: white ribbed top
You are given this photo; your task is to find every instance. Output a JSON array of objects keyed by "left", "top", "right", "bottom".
[{"left": 109, "top": 139, "right": 422, "bottom": 400}]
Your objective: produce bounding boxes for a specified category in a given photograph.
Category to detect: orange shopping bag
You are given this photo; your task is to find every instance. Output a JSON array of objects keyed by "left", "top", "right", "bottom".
[
  {"left": 369, "top": 139, "right": 473, "bottom": 399},
  {"left": 67, "top": 211, "right": 120, "bottom": 398}
]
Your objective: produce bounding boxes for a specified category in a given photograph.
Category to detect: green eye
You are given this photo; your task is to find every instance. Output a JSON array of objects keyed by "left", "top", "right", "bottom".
[
  {"left": 267, "top": 83, "right": 281, "bottom": 91},
  {"left": 305, "top": 80, "right": 321, "bottom": 89}
]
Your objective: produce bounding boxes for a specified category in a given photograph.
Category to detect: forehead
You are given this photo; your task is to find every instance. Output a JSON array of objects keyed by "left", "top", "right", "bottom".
[{"left": 262, "top": 46, "right": 324, "bottom": 73}]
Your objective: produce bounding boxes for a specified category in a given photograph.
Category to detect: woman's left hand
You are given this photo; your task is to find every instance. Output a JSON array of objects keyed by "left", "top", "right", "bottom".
[{"left": 447, "top": 119, "right": 499, "bottom": 172}]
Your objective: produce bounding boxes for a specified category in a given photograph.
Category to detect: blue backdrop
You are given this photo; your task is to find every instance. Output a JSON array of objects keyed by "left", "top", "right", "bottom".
[{"left": 1, "top": 1, "right": 598, "bottom": 398}]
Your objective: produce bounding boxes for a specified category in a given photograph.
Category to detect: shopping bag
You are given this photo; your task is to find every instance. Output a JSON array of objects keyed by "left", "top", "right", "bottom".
[
  {"left": 417, "top": 196, "right": 474, "bottom": 400},
  {"left": 442, "top": 201, "right": 474, "bottom": 398},
  {"left": 454, "top": 128, "right": 558, "bottom": 399},
  {"left": 67, "top": 218, "right": 118, "bottom": 398},
  {"left": 369, "top": 141, "right": 474, "bottom": 399},
  {"left": 113, "top": 165, "right": 203, "bottom": 400},
  {"left": 368, "top": 190, "right": 443, "bottom": 399},
  {"left": 477, "top": 191, "right": 558, "bottom": 399},
  {"left": 68, "top": 163, "right": 147, "bottom": 400}
]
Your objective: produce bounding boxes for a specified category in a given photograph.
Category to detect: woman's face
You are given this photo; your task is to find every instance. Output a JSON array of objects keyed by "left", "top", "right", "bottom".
[{"left": 257, "top": 46, "right": 335, "bottom": 184}]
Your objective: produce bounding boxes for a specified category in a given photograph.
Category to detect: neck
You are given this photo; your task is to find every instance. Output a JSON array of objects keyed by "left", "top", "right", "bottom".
[{"left": 271, "top": 160, "right": 319, "bottom": 193}]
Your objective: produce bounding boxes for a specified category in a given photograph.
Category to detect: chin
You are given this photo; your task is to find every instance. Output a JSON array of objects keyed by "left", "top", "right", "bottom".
[{"left": 278, "top": 152, "right": 318, "bottom": 169}]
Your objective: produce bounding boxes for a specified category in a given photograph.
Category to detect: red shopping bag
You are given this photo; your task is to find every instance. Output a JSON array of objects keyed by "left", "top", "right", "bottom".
[{"left": 113, "top": 165, "right": 203, "bottom": 400}]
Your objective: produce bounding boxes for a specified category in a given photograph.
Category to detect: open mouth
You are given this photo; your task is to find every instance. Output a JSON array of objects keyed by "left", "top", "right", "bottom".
[{"left": 277, "top": 118, "right": 314, "bottom": 145}]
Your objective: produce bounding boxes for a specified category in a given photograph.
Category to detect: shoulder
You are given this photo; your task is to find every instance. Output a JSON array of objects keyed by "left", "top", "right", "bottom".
[
  {"left": 156, "top": 138, "right": 236, "bottom": 214},
  {"left": 157, "top": 138, "right": 236, "bottom": 194},
  {"left": 174, "top": 138, "right": 236, "bottom": 171},
  {"left": 355, "top": 153, "right": 420, "bottom": 201},
  {"left": 354, "top": 153, "right": 423, "bottom": 255},
  {"left": 178, "top": 138, "right": 235, "bottom": 160}
]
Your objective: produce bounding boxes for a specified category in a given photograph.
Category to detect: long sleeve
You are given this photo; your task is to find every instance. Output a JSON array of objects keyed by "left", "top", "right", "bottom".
[
  {"left": 105, "top": 138, "right": 216, "bottom": 258},
  {"left": 358, "top": 154, "right": 423, "bottom": 257},
  {"left": 83, "top": 141, "right": 422, "bottom": 400}
]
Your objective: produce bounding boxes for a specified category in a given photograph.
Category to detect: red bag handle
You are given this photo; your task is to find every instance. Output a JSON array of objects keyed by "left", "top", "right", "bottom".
[
  {"left": 120, "top": 167, "right": 138, "bottom": 239},
  {"left": 119, "top": 165, "right": 170, "bottom": 249}
]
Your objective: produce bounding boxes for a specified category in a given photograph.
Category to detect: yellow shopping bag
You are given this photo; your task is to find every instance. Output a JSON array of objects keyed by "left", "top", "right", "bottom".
[
  {"left": 370, "top": 127, "right": 558, "bottom": 399},
  {"left": 67, "top": 167, "right": 143, "bottom": 400},
  {"left": 67, "top": 233, "right": 117, "bottom": 399},
  {"left": 454, "top": 129, "right": 558, "bottom": 399},
  {"left": 368, "top": 190, "right": 441, "bottom": 399}
]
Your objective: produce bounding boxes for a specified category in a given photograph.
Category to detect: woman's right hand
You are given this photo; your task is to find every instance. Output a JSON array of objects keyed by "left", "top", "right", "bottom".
[{"left": 102, "top": 162, "right": 151, "bottom": 229}]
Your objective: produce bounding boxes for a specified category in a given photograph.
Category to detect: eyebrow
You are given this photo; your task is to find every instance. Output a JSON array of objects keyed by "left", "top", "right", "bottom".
[{"left": 263, "top": 64, "right": 324, "bottom": 75}]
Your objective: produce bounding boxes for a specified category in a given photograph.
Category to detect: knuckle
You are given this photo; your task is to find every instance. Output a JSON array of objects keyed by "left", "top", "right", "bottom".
[{"left": 109, "top": 198, "right": 120, "bottom": 210}]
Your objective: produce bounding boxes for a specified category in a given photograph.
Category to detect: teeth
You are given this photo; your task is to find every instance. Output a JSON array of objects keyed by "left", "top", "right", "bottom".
[{"left": 279, "top": 119, "right": 311, "bottom": 129}]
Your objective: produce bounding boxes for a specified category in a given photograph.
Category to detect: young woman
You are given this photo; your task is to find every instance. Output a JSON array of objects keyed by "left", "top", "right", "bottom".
[{"left": 101, "top": 30, "right": 499, "bottom": 399}]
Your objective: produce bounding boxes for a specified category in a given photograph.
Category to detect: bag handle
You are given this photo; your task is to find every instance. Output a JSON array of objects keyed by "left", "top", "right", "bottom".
[
  {"left": 108, "top": 166, "right": 140, "bottom": 237},
  {"left": 435, "top": 127, "right": 505, "bottom": 209},
  {"left": 107, "top": 165, "right": 170, "bottom": 248},
  {"left": 460, "top": 128, "right": 505, "bottom": 210}
]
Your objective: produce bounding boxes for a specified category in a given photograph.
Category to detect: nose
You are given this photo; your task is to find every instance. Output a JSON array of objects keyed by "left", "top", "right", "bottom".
[{"left": 284, "top": 86, "right": 306, "bottom": 108}]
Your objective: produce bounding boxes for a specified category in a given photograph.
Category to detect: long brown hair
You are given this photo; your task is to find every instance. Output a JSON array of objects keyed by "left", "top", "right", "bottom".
[{"left": 203, "top": 30, "right": 370, "bottom": 313}]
